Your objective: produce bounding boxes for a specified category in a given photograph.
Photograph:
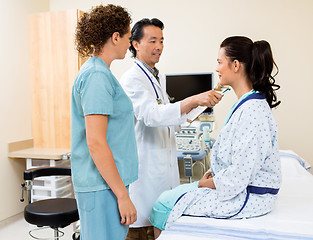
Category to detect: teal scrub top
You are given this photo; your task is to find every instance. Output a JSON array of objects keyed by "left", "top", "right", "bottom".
[{"left": 71, "top": 56, "right": 138, "bottom": 192}]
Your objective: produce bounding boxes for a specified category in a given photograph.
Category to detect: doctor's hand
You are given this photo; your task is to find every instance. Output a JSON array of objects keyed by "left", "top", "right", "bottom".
[
  {"left": 195, "top": 90, "right": 223, "bottom": 107},
  {"left": 198, "top": 171, "right": 216, "bottom": 189},
  {"left": 181, "top": 90, "right": 222, "bottom": 114},
  {"left": 118, "top": 194, "right": 137, "bottom": 225}
]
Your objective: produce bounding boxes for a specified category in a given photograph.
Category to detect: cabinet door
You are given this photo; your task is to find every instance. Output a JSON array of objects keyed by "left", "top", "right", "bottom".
[{"left": 28, "top": 10, "right": 84, "bottom": 148}]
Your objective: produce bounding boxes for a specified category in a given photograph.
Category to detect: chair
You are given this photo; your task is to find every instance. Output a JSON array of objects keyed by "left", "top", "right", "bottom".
[{"left": 20, "top": 167, "right": 80, "bottom": 240}]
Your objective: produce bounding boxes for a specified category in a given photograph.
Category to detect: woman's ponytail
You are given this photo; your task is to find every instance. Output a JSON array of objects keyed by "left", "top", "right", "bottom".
[{"left": 250, "top": 41, "right": 281, "bottom": 108}]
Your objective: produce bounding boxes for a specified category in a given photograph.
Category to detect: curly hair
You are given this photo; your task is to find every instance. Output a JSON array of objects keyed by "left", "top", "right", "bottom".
[{"left": 75, "top": 4, "right": 131, "bottom": 58}]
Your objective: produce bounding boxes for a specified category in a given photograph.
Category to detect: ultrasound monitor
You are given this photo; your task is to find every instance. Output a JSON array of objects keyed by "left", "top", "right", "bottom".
[{"left": 165, "top": 72, "right": 214, "bottom": 114}]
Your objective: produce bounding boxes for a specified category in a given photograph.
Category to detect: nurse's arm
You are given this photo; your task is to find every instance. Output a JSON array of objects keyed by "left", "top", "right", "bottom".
[
  {"left": 180, "top": 90, "right": 222, "bottom": 114},
  {"left": 85, "top": 114, "right": 137, "bottom": 225}
]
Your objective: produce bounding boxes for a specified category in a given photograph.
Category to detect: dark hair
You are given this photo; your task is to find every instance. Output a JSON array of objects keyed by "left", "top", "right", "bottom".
[
  {"left": 75, "top": 4, "right": 131, "bottom": 58},
  {"left": 129, "top": 18, "right": 164, "bottom": 58},
  {"left": 220, "top": 36, "right": 281, "bottom": 108}
]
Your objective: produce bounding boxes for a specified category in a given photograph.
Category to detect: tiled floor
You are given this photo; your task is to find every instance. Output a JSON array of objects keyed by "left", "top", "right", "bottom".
[{"left": 0, "top": 212, "right": 77, "bottom": 240}]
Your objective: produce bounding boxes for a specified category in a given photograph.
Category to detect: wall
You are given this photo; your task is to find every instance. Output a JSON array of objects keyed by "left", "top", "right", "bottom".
[
  {"left": 0, "top": 0, "right": 49, "bottom": 221},
  {"left": 50, "top": 0, "right": 313, "bottom": 167},
  {"left": 1, "top": 0, "right": 313, "bottom": 221}
]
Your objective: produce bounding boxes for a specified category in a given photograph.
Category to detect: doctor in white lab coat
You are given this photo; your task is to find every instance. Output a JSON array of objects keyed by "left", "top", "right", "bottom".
[{"left": 120, "top": 18, "right": 222, "bottom": 239}]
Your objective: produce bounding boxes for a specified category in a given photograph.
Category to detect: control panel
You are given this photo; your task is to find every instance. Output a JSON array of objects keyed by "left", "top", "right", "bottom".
[
  {"left": 176, "top": 122, "right": 215, "bottom": 182},
  {"left": 176, "top": 126, "right": 208, "bottom": 180},
  {"left": 175, "top": 127, "right": 201, "bottom": 152}
]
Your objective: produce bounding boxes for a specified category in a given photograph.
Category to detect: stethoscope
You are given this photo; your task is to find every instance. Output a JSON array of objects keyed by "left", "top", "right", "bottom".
[{"left": 135, "top": 61, "right": 163, "bottom": 104}]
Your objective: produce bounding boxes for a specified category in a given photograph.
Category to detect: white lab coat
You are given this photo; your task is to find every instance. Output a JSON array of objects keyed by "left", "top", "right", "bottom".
[{"left": 120, "top": 60, "right": 186, "bottom": 227}]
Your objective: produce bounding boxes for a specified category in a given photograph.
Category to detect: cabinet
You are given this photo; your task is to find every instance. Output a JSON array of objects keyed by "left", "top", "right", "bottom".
[
  {"left": 27, "top": 158, "right": 72, "bottom": 202},
  {"left": 8, "top": 139, "right": 72, "bottom": 202},
  {"left": 28, "top": 10, "right": 85, "bottom": 149}
]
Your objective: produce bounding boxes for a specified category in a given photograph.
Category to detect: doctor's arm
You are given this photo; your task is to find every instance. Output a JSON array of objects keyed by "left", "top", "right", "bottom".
[
  {"left": 85, "top": 114, "right": 137, "bottom": 225},
  {"left": 180, "top": 90, "right": 223, "bottom": 114}
]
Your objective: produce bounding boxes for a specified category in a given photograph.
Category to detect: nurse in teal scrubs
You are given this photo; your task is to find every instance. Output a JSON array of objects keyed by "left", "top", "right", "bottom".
[{"left": 71, "top": 4, "right": 138, "bottom": 240}]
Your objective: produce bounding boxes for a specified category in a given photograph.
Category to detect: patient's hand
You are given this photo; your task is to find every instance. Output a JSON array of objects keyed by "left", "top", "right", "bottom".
[{"left": 198, "top": 171, "right": 216, "bottom": 189}]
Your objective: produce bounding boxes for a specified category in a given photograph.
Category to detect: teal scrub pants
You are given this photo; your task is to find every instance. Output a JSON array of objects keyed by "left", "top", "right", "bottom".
[
  {"left": 75, "top": 188, "right": 129, "bottom": 240},
  {"left": 149, "top": 181, "right": 199, "bottom": 230}
]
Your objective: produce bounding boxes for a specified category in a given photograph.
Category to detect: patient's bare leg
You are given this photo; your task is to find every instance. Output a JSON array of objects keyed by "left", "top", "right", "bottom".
[{"left": 154, "top": 227, "right": 162, "bottom": 239}]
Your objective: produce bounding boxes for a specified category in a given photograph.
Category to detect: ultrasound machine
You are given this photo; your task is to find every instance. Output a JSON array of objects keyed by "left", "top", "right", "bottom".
[{"left": 166, "top": 73, "right": 215, "bottom": 182}]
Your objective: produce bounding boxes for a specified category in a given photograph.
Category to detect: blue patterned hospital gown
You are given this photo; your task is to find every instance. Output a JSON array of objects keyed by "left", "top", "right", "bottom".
[{"left": 164, "top": 97, "right": 281, "bottom": 229}]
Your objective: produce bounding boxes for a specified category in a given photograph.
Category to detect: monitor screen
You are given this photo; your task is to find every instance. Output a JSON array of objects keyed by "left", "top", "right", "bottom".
[{"left": 166, "top": 72, "right": 214, "bottom": 114}]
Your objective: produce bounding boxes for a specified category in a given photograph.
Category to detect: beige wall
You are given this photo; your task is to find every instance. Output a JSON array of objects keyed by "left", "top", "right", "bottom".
[
  {"left": 50, "top": 0, "right": 313, "bottom": 165},
  {"left": 1, "top": 0, "right": 312, "bottom": 221},
  {"left": 0, "top": 0, "right": 49, "bottom": 221}
]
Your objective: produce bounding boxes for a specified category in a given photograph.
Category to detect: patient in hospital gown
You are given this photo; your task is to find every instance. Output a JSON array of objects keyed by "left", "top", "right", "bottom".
[
  {"left": 149, "top": 36, "right": 282, "bottom": 237},
  {"left": 166, "top": 99, "right": 280, "bottom": 227}
]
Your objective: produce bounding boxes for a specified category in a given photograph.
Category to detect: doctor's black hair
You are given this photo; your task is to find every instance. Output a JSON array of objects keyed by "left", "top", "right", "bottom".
[
  {"left": 129, "top": 18, "right": 164, "bottom": 58},
  {"left": 220, "top": 36, "right": 281, "bottom": 108}
]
